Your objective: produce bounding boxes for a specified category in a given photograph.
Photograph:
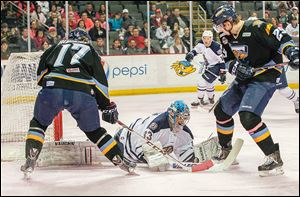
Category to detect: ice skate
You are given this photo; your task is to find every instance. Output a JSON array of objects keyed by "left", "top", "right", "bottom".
[
  {"left": 212, "top": 144, "right": 239, "bottom": 165},
  {"left": 294, "top": 97, "right": 299, "bottom": 113},
  {"left": 208, "top": 95, "right": 215, "bottom": 105},
  {"left": 20, "top": 148, "right": 39, "bottom": 179},
  {"left": 112, "top": 155, "right": 137, "bottom": 174},
  {"left": 191, "top": 98, "right": 209, "bottom": 108},
  {"left": 258, "top": 143, "right": 284, "bottom": 177}
]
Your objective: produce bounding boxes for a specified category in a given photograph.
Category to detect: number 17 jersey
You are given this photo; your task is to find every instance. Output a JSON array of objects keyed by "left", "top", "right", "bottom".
[{"left": 36, "top": 40, "right": 110, "bottom": 110}]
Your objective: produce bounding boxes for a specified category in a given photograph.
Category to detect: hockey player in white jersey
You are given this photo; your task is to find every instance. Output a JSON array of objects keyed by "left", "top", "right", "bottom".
[
  {"left": 185, "top": 30, "right": 226, "bottom": 107},
  {"left": 114, "top": 100, "right": 220, "bottom": 170}
]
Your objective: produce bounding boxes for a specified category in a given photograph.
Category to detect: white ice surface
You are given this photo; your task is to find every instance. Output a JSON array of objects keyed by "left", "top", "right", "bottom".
[{"left": 1, "top": 91, "right": 299, "bottom": 196}]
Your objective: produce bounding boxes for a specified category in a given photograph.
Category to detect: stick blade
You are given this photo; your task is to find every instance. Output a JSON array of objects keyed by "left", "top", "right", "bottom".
[{"left": 191, "top": 160, "right": 214, "bottom": 172}]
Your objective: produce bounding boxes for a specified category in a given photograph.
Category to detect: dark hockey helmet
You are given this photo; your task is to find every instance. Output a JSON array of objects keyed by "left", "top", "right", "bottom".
[
  {"left": 167, "top": 100, "right": 190, "bottom": 133},
  {"left": 69, "top": 28, "right": 91, "bottom": 42},
  {"left": 212, "top": 5, "right": 237, "bottom": 32}
]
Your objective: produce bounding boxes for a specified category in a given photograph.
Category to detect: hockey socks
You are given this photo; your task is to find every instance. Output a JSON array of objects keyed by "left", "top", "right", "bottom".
[
  {"left": 216, "top": 118, "right": 234, "bottom": 148},
  {"left": 248, "top": 122, "right": 275, "bottom": 156},
  {"left": 84, "top": 127, "right": 122, "bottom": 163},
  {"left": 25, "top": 118, "right": 47, "bottom": 159}
]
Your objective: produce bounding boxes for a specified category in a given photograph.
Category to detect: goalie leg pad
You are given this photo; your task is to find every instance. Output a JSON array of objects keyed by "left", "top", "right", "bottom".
[
  {"left": 193, "top": 136, "right": 221, "bottom": 163},
  {"left": 142, "top": 142, "right": 169, "bottom": 170},
  {"left": 84, "top": 127, "right": 121, "bottom": 162}
]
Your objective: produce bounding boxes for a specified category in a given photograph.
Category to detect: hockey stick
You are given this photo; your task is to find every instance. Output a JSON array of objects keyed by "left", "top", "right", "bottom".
[{"left": 117, "top": 120, "right": 214, "bottom": 172}]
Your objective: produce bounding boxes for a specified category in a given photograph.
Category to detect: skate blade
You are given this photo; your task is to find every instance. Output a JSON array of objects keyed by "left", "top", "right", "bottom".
[
  {"left": 259, "top": 167, "right": 284, "bottom": 177},
  {"left": 23, "top": 171, "right": 33, "bottom": 180}
]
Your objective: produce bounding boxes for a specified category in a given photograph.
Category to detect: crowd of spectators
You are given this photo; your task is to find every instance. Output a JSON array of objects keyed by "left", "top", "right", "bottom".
[{"left": 1, "top": 1, "right": 299, "bottom": 60}]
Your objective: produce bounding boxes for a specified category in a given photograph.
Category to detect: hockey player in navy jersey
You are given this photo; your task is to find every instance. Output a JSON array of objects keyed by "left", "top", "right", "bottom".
[
  {"left": 185, "top": 30, "right": 226, "bottom": 107},
  {"left": 21, "top": 28, "right": 136, "bottom": 176},
  {"left": 211, "top": 5, "right": 299, "bottom": 176},
  {"left": 114, "top": 100, "right": 221, "bottom": 170}
]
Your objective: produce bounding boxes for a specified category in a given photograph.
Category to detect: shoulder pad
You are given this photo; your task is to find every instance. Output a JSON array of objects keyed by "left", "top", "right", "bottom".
[{"left": 147, "top": 112, "right": 170, "bottom": 133}]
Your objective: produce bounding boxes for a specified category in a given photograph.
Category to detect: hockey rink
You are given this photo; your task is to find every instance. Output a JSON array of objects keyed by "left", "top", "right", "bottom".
[{"left": 1, "top": 91, "right": 299, "bottom": 196}]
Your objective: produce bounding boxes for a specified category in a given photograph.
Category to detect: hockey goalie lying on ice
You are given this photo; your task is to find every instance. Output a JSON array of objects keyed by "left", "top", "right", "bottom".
[{"left": 114, "top": 100, "right": 222, "bottom": 171}]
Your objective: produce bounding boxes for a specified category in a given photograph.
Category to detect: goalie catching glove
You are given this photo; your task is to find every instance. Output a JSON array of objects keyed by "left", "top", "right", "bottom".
[{"left": 102, "top": 101, "right": 119, "bottom": 124}]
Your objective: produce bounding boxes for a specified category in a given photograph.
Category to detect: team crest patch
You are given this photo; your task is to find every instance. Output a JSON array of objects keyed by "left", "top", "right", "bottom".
[
  {"left": 171, "top": 60, "right": 196, "bottom": 77},
  {"left": 149, "top": 122, "right": 158, "bottom": 131}
]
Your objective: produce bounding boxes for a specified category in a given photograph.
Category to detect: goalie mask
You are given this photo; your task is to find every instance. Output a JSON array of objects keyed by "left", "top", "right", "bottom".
[{"left": 167, "top": 100, "right": 190, "bottom": 133}]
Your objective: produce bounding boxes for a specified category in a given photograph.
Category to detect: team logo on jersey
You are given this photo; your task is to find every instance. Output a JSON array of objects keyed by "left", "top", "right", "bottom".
[
  {"left": 230, "top": 44, "right": 249, "bottom": 60},
  {"left": 149, "top": 122, "right": 158, "bottom": 131},
  {"left": 171, "top": 60, "right": 196, "bottom": 77}
]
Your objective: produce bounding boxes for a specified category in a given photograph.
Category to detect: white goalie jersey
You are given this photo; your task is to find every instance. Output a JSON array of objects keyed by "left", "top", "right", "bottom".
[{"left": 114, "top": 112, "right": 195, "bottom": 163}]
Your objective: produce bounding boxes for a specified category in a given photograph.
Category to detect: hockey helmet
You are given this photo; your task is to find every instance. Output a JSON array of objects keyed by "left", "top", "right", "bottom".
[
  {"left": 69, "top": 28, "right": 91, "bottom": 42},
  {"left": 202, "top": 30, "right": 213, "bottom": 38},
  {"left": 167, "top": 100, "right": 190, "bottom": 133},
  {"left": 212, "top": 5, "right": 237, "bottom": 33}
]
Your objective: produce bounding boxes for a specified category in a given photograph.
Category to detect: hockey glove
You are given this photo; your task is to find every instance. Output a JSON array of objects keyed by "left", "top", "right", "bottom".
[
  {"left": 185, "top": 51, "right": 196, "bottom": 62},
  {"left": 228, "top": 60, "right": 254, "bottom": 81},
  {"left": 218, "top": 71, "right": 226, "bottom": 84},
  {"left": 102, "top": 102, "right": 119, "bottom": 124},
  {"left": 284, "top": 46, "right": 299, "bottom": 70}
]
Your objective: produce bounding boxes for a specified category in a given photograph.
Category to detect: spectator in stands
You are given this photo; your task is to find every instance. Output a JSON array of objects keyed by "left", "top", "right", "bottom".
[
  {"left": 108, "top": 12, "right": 123, "bottom": 32},
  {"left": 88, "top": 19, "right": 106, "bottom": 41},
  {"left": 169, "top": 36, "right": 187, "bottom": 54},
  {"left": 1, "top": 23, "right": 11, "bottom": 42},
  {"left": 31, "top": 5, "right": 47, "bottom": 25},
  {"left": 155, "top": 20, "right": 172, "bottom": 54},
  {"left": 41, "top": 40, "right": 51, "bottom": 51},
  {"left": 30, "top": 20, "right": 41, "bottom": 39},
  {"left": 67, "top": 11, "right": 78, "bottom": 30},
  {"left": 286, "top": 16, "right": 299, "bottom": 38},
  {"left": 150, "top": 9, "right": 163, "bottom": 29},
  {"left": 149, "top": 4, "right": 157, "bottom": 18},
  {"left": 98, "top": 3, "right": 107, "bottom": 15},
  {"left": 34, "top": 28, "right": 47, "bottom": 51},
  {"left": 140, "top": 21, "right": 155, "bottom": 39},
  {"left": 271, "top": 17, "right": 282, "bottom": 28},
  {"left": 181, "top": 27, "right": 195, "bottom": 52},
  {"left": 205, "top": 1, "right": 214, "bottom": 18},
  {"left": 47, "top": 26, "right": 60, "bottom": 45},
  {"left": 99, "top": 13, "right": 107, "bottom": 30},
  {"left": 16, "top": 1, "right": 35, "bottom": 17},
  {"left": 57, "top": 18, "right": 71, "bottom": 38},
  {"left": 46, "top": 11, "right": 60, "bottom": 28},
  {"left": 128, "top": 28, "right": 145, "bottom": 49},
  {"left": 77, "top": 19, "right": 87, "bottom": 31},
  {"left": 9, "top": 26, "right": 20, "bottom": 44},
  {"left": 80, "top": 11, "right": 94, "bottom": 31},
  {"left": 122, "top": 24, "right": 134, "bottom": 46},
  {"left": 122, "top": 9, "right": 137, "bottom": 30},
  {"left": 37, "top": 1, "right": 49, "bottom": 16},
  {"left": 264, "top": 11, "right": 272, "bottom": 23},
  {"left": 142, "top": 38, "right": 162, "bottom": 54},
  {"left": 167, "top": 8, "right": 189, "bottom": 29},
  {"left": 83, "top": 2, "right": 97, "bottom": 21},
  {"left": 163, "top": 8, "right": 172, "bottom": 21},
  {"left": 93, "top": 37, "right": 106, "bottom": 55},
  {"left": 172, "top": 22, "right": 184, "bottom": 38},
  {"left": 61, "top": 4, "right": 80, "bottom": 22},
  {"left": 288, "top": 7, "right": 299, "bottom": 23},
  {"left": 277, "top": 9, "right": 289, "bottom": 29},
  {"left": 1, "top": 40, "right": 11, "bottom": 60},
  {"left": 248, "top": 12, "right": 258, "bottom": 20},
  {"left": 126, "top": 39, "right": 143, "bottom": 55},
  {"left": 50, "top": 1, "right": 64, "bottom": 12},
  {"left": 110, "top": 39, "right": 125, "bottom": 55},
  {"left": 48, "top": 4, "right": 61, "bottom": 18},
  {"left": 18, "top": 28, "right": 36, "bottom": 52}
]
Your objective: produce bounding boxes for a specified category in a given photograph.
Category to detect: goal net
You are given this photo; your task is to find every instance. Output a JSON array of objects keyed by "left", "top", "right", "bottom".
[{"left": 1, "top": 52, "right": 62, "bottom": 161}]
